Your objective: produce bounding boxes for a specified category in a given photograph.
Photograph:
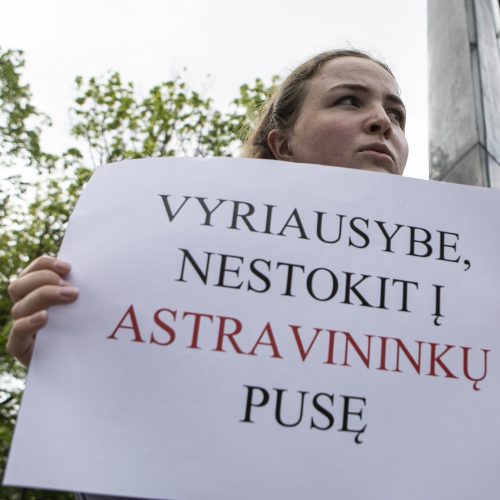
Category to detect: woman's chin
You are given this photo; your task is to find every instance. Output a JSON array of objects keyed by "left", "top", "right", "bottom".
[
  {"left": 334, "top": 163, "right": 400, "bottom": 175},
  {"left": 354, "top": 162, "right": 403, "bottom": 175}
]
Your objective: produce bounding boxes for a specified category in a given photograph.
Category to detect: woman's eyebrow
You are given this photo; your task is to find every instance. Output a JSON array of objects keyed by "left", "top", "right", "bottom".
[
  {"left": 327, "top": 83, "right": 406, "bottom": 110},
  {"left": 386, "top": 93, "right": 406, "bottom": 111},
  {"left": 327, "top": 83, "right": 368, "bottom": 94}
]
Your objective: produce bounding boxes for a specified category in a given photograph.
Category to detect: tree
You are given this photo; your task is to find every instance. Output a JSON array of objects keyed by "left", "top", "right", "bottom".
[
  {"left": 0, "top": 46, "right": 276, "bottom": 498},
  {"left": 0, "top": 46, "right": 75, "bottom": 500}
]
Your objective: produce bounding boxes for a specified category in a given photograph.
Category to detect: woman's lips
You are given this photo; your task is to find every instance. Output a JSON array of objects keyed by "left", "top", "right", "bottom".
[
  {"left": 357, "top": 145, "right": 396, "bottom": 173},
  {"left": 358, "top": 143, "right": 394, "bottom": 162},
  {"left": 358, "top": 144, "right": 395, "bottom": 169}
]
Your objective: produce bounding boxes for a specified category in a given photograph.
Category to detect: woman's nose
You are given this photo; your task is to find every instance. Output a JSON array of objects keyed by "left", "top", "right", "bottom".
[{"left": 365, "top": 107, "right": 392, "bottom": 137}]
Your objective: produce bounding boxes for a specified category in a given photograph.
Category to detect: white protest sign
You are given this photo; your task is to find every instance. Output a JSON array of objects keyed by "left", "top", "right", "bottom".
[{"left": 5, "top": 157, "right": 500, "bottom": 500}]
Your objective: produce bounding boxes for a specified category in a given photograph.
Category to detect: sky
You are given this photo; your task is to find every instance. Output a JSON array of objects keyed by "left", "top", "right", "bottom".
[{"left": 0, "top": 0, "right": 428, "bottom": 179}]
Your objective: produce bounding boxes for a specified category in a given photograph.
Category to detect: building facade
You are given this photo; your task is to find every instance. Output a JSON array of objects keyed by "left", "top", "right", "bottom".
[{"left": 428, "top": 0, "right": 500, "bottom": 187}]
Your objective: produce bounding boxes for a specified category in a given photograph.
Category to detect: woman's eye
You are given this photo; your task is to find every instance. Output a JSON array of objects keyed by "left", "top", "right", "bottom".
[
  {"left": 387, "top": 108, "right": 406, "bottom": 127},
  {"left": 337, "top": 96, "right": 359, "bottom": 107}
]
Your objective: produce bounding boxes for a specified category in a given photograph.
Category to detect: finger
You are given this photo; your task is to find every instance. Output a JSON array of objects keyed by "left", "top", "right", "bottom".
[
  {"left": 19, "top": 255, "right": 71, "bottom": 278},
  {"left": 8, "top": 269, "right": 69, "bottom": 302},
  {"left": 7, "top": 311, "right": 48, "bottom": 367},
  {"left": 11, "top": 285, "right": 79, "bottom": 320}
]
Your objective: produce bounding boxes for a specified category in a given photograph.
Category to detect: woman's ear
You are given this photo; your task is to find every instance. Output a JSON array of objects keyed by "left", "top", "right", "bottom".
[{"left": 267, "top": 129, "right": 294, "bottom": 161}]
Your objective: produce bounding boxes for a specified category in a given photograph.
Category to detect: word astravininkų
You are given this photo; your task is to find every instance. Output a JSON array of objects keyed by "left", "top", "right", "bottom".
[{"left": 106, "top": 305, "right": 490, "bottom": 391}]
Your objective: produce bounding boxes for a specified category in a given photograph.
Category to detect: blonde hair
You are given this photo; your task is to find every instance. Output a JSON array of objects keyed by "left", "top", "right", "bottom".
[{"left": 241, "top": 49, "right": 394, "bottom": 159}]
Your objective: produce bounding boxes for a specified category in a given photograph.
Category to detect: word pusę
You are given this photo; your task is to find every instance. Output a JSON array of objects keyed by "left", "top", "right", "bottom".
[{"left": 240, "top": 385, "right": 367, "bottom": 444}]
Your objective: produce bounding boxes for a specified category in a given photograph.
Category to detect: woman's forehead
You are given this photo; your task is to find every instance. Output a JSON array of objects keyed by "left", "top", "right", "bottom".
[{"left": 313, "top": 56, "right": 400, "bottom": 95}]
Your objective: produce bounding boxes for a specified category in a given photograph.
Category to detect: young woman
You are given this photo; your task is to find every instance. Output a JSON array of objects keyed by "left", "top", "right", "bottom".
[{"left": 7, "top": 48, "right": 409, "bottom": 367}]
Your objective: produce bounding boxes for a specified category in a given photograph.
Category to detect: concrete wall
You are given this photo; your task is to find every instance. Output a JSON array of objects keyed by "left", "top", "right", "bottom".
[{"left": 428, "top": 0, "right": 500, "bottom": 187}]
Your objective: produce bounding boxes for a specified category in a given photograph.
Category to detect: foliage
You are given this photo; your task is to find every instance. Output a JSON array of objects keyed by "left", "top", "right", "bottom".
[
  {"left": 0, "top": 46, "right": 276, "bottom": 498},
  {"left": 69, "top": 71, "right": 277, "bottom": 165},
  {"left": 0, "top": 49, "right": 42, "bottom": 167}
]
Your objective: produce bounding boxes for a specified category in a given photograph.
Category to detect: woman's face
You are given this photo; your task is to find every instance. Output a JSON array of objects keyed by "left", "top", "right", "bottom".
[{"left": 281, "top": 57, "right": 408, "bottom": 174}]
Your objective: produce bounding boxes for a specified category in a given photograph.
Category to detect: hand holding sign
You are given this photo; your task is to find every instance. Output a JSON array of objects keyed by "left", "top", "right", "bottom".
[{"left": 7, "top": 256, "right": 79, "bottom": 367}]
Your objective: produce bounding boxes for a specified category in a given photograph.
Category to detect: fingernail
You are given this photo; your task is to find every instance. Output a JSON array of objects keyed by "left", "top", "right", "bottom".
[
  {"left": 54, "top": 260, "right": 71, "bottom": 273},
  {"left": 59, "top": 286, "right": 79, "bottom": 298},
  {"left": 59, "top": 278, "right": 70, "bottom": 286},
  {"left": 30, "top": 310, "right": 48, "bottom": 325}
]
